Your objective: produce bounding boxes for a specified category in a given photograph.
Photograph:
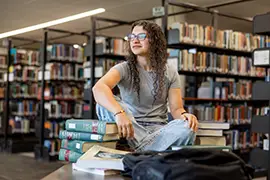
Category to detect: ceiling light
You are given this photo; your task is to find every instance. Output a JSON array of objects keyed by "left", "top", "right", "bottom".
[
  {"left": 0, "top": 8, "right": 105, "bottom": 39},
  {"left": 73, "top": 44, "right": 79, "bottom": 49},
  {"left": 83, "top": 42, "right": 87, "bottom": 46}
]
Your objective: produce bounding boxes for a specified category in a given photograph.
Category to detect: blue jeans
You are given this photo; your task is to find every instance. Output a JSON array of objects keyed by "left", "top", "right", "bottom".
[{"left": 96, "top": 96, "right": 196, "bottom": 152}]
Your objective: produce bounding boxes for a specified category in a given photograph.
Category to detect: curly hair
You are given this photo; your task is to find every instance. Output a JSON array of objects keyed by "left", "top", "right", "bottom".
[{"left": 125, "top": 20, "right": 167, "bottom": 104}]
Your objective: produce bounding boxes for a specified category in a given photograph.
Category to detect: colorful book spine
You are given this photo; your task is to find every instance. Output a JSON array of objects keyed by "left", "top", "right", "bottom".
[
  {"left": 58, "top": 149, "right": 82, "bottom": 162},
  {"left": 61, "top": 139, "right": 85, "bottom": 153},
  {"left": 65, "top": 119, "right": 113, "bottom": 134},
  {"left": 59, "top": 130, "right": 111, "bottom": 142}
]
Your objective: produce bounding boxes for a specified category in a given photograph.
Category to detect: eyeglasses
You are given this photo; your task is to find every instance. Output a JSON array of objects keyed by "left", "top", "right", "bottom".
[{"left": 127, "top": 33, "right": 147, "bottom": 41}]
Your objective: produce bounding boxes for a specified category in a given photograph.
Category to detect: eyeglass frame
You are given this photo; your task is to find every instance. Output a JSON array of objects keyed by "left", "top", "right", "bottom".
[{"left": 127, "top": 33, "right": 147, "bottom": 41}]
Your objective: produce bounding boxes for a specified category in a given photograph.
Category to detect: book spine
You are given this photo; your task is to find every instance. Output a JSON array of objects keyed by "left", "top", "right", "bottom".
[
  {"left": 61, "top": 139, "right": 84, "bottom": 153},
  {"left": 58, "top": 149, "right": 82, "bottom": 163},
  {"left": 59, "top": 130, "right": 104, "bottom": 142},
  {"left": 65, "top": 120, "right": 107, "bottom": 134}
]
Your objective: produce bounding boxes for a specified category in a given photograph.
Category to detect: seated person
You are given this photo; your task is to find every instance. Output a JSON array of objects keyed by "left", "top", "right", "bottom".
[{"left": 92, "top": 20, "right": 198, "bottom": 152}]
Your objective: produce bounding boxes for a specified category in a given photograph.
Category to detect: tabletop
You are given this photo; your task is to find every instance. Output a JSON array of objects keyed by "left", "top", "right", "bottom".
[{"left": 41, "top": 164, "right": 131, "bottom": 180}]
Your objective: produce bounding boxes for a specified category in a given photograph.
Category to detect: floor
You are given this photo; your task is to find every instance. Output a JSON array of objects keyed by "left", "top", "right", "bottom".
[
  {"left": 0, "top": 152, "right": 267, "bottom": 180},
  {"left": 0, "top": 152, "right": 64, "bottom": 180}
]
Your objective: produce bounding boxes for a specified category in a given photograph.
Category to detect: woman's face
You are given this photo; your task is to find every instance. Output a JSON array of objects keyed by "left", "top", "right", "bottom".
[{"left": 129, "top": 25, "right": 150, "bottom": 56}]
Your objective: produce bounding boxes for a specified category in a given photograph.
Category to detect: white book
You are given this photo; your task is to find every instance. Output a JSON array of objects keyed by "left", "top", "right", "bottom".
[
  {"left": 197, "top": 129, "right": 223, "bottom": 137},
  {"left": 75, "top": 145, "right": 130, "bottom": 171},
  {"left": 198, "top": 122, "right": 230, "bottom": 130}
]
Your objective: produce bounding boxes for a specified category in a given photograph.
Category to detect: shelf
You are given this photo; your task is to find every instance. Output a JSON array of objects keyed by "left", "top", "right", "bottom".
[
  {"left": 251, "top": 115, "right": 269, "bottom": 134},
  {"left": 47, "top": 59, "right": 83, "bottom": 64},
  {"left": 252, "top": 81, "right": 270, "bottom": 100},
  {"left": 230, "top": 124, "right": 251, "bottom": 130},
  {"left": 96, "top": 53, "right": 126, "bottom": 60},
  {"left": 250, "top": 148, "right": 268, "bottom": 169},
  {"left": 168, "top": 42, "right": 252, "bottom": 57},
  {"left": 178, "top": 70, "right": 264, "bottom": 80}
]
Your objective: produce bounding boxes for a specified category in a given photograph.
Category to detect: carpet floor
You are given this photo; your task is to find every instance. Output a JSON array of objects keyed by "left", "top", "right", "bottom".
[{"left": 0, "top": 152, "right": 64, "bottom": 180}]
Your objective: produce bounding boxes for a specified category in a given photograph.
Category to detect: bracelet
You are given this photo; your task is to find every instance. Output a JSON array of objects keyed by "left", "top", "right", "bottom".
[
  {"left": 114, "top": 110, "right": 125, "bottom": 116},
  {"left": 181, "top": 111, "right": 188, "bottom": 115}
]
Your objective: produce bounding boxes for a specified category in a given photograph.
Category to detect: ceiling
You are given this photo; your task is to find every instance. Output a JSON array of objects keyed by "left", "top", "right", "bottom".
[{"left": 0, "top": 0, "right": 269, "bottom": 49}]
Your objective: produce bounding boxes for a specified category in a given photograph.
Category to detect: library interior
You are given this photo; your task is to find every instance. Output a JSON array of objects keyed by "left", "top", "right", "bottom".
[{"left": 0, "top": 0, "right": 270, "bottom": 179}]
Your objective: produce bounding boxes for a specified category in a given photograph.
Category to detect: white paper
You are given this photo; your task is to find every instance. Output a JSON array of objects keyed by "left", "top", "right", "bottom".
[
  {"left": 76, "top": 143, "right": 81, "bottom": 149},
  {"left": 263, "top": 139, "right": 269, "bottom": 151},
  {"left": 69, "top": 123, "right": 76, "bottom": 129},
  {"left": 90, "top": 134, "right": 100, "bottom": 141},
  {"left": 254, "top": 50, "right": 270, "bottom": 66}
]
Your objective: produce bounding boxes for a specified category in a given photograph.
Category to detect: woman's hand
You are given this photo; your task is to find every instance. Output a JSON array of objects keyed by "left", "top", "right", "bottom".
[
  {"left": 181, "top": 113, "right": 198, "bottom": 132},
  {"left": 115, "top": 113, "right": 135, "bottom": 139}
]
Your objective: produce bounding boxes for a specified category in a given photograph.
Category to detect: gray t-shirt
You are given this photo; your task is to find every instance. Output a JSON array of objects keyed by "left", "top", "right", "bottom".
[{"left": 112, "top": 62, "right": 181, "bottom": 123}]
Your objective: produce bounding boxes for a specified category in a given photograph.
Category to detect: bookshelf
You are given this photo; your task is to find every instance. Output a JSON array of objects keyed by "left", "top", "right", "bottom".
[
  {"left": 34, "top": 29, "right": 87, "bottom": 161},
  {"left": 162, "top": 0, "right": 269, "bottom": 163},
  {"left": 249, "top": 12, "right": 270, "bottom": 180}
]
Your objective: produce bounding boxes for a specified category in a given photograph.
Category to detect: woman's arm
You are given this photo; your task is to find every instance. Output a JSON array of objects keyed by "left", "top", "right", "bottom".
[
  {"left": 168, "top": 88, "right": 198, "bottom": 132},
  {"left": 92, "top": 68, "right": 134, "bottom": 138}
]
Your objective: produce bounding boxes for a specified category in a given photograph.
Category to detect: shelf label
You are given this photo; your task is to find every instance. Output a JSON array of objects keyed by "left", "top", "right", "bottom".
[
  {"left": 68, "top": 123, "right": 76, "bottom": 129},
  {"left": 254, "top": 49, "right": 270, "bottom": 66},
  {"left": 152, "top": 6, "right": 165, "bottom": 17},
  {"left": 90, "top": 134, "right": 100, "bottom": 141},
  {"left": 76, "top": 143, "right": 81, "bottom": 149}
]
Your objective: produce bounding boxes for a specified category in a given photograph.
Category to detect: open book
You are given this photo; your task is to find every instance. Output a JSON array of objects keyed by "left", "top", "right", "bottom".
[{"left": 74, "top": 145, "right": 130, "bottom": 172}]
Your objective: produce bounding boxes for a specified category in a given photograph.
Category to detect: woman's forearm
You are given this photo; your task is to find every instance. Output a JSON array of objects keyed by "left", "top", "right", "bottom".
[{"left": 92, "top": 83, "right": 123, "bottom": 115}]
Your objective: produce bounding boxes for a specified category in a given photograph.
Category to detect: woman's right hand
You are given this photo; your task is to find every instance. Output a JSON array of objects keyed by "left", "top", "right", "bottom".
[{"left": 115, "top": 113, "right": 134, "bottom": 139}]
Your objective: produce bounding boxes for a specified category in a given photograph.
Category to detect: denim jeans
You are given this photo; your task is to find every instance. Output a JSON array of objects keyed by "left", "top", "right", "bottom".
[{"left": 96, "top": 96, "right": 196, "bottom": 152}]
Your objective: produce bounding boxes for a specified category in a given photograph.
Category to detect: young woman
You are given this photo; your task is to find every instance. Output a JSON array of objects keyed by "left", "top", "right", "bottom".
[{"left": 92, "top": 20, "right": 198, "bottom": 152}]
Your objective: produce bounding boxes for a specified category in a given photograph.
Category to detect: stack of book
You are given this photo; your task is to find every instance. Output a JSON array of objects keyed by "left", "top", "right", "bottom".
[{"left": 58, "top": 119, "right": 119, "bottom": 163}]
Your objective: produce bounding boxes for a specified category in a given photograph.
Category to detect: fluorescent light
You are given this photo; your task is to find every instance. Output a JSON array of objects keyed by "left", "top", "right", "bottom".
[
  {"left": 73, "top": 44, "right": 79, "bottom": 49},
  {"left": 0, "top": 8, "right": 105, "bottom": 39}
]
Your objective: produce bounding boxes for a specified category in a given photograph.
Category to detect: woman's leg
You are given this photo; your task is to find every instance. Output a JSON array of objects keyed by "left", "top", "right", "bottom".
[
  {"left": 135, "top": 119, "right": 196, "bottom": 152},
  {"left": 95, "top": 96, "right": 149, "bottom": 149}
]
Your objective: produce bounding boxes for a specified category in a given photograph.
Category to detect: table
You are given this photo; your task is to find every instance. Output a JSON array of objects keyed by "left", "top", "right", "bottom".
[{"left": 42, "top": 164, "right": 131, "bottom": 180}]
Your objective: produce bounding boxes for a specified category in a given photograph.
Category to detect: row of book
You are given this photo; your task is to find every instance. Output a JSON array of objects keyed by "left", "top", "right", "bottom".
[
  {"left": 96, "top": 37, "right": 126, "bottom": 55},
  {"left": 58, "top": 119, "right": 119, "bottom": 163},
  {"left": 0, "top": 55, "right": 7, "bottom": 69},
  {"left": 224, "top": 130, "right": 260, "bottom": 150},
  {"left": 11, "top": 66, "right": 38, "bottom": 81},
  {"left": 83, "top": 59, "right": 124, "bottom": 79},
  {"left": 11, "top": 101, "right": 38, "bottom": 116},
  {"left": 40, "top": 85, "right": 83, "bottom": 100},
  {"left": 10, "top": 48, "right": 40, "bottom": 66},
  {"left": 9, "top": 117, "right": 35, "bottom": 134},
  {"left": 170, "top": 22, "right": 267, "bottom": 51},
  {"left": 44, "top": 101, "right": 83, "bottom": 118},
  {"left": 11, "top": 84, "right": 38, "bottom": 98},
  {"left": 47, "top": 44, "right": 84, "bottom": 62},
  {"left": 168, "top": 51, "right": 265, "bottom": 77},
  {"left": 186, "top": 105, "right": 269, "bottom": 125},
  {"left": 38, "top": 63, "right": 84, "bottom": 81},
  {"left": 44, "top": 121, "right": 65, "bottom": 138},
  {"left": 197, "top": 80, "right": 253, "bottom": 100}
]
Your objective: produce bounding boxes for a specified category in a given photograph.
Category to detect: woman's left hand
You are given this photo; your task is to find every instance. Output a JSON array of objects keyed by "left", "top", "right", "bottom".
[{"left": 181, "top": 113, "right": 198, "bottom": 132}]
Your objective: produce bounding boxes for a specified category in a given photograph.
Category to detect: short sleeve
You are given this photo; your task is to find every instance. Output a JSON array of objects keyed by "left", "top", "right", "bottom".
[
  {"left": 168, "top": 65, "right": 181, "bottom": 89},
  {"left": 111, "top": 62, "right": 129, "bottom": 82}
]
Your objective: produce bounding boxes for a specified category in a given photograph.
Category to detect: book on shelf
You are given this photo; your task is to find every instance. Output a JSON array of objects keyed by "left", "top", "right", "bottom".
[
  {"left": 0, "top": 55, "right": 7, "bottom": 69},
  {"left": 44, "top": 139, "right": 61, "bottom": 156},
  {"left": 168, "top": 52, "right": 265, "bottom": 77},
  {"left": 44, "top": 121, "right": 65, "bottom": 138},
  {"left": 11, "top": 83, "right": 38, "bottom": 98},
  {"left": 169, "top": 22, "right": 267, "bottom": 51},
  {"left": 65, "top": 119, "right": 118, "bottom": 135},
  {"left": 9, "top": 116, "right": 35, "bottom": 134},
  {"left": 75, "top": 145, "right": 130, "bottom": 171},
  {"left": 11, "top": 100, "right": 38, "bottom": 116},
  {"left": 47, "top": 44, "right": 84, "bottom": 63},
  {"left": 96, "top": 37, "right": 126, "bottom": 56},
  {"left": 10, "top": 48, "right": 40, "bottom": 66},
  {"left": 186, "top": 105, "right": 253, "bottom": 125}
]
